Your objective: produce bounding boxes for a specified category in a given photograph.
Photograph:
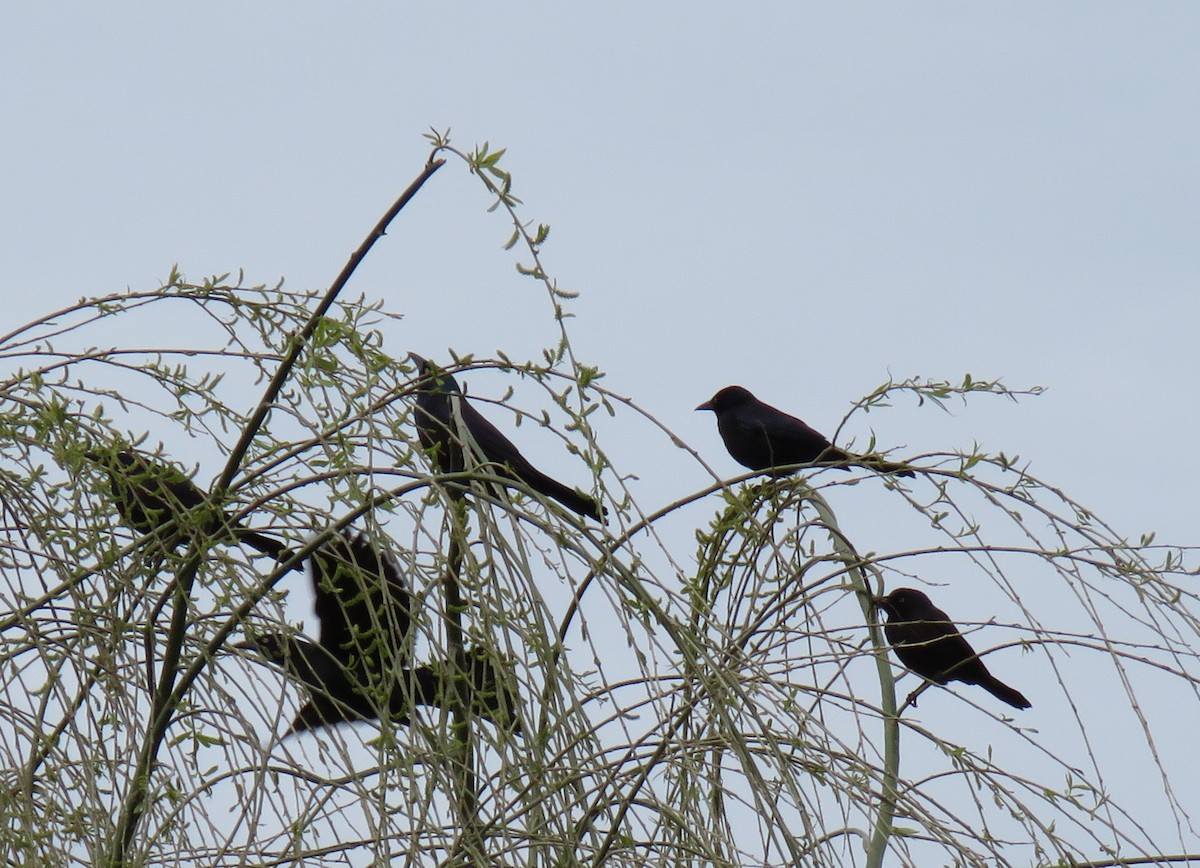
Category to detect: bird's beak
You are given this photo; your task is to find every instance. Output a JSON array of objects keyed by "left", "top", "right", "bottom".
[
  {"left": 408, "top": 352, "right": 427, "bottom": 368},
  {"left": 695, "top": 400, "right": 714, "bottom": 412},
  {"left": 233, "top": 638, "right": 258, "bottom": 652}
]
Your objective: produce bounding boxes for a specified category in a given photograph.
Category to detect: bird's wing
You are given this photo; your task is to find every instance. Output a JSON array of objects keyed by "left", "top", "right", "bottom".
[
  {"left": 742, "top": 405, "right": 832, "bottom": 448},
  {"left": 886, "top": 615, "right": 974, "bottom": 685},
  {"left": 95, "top": 451, "right": 200, "bottom": 528},
  {"left": 457, "top": 401, "right": 536, "bottom": 474},
  {"left": 158, "top": 470, "right": 208, "bottom": 512},
  {"left": 417, "top": 381, "right": 602, "bottom": 519},
  {"left": 460, "top": 402, "right": 603, "bottom": 519},
  {"left": 311, "top": 532, "right": 412, "bottom": 669}
]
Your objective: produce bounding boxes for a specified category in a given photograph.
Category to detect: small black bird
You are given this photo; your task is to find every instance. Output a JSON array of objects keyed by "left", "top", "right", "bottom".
[
  {"left": 239, "top": 531, "right": 521, "bottom": 735},
  {"left": 410, "top": 354, "right": 604, "bottom": 521},
  {"left": 86, "top": 447, "right": 298, "bottom": 569},
  {"left": 878, "top": 587, "right": 1031, "bottom": 710},
  {"left": 696, "top": 386, "right": 913, "bottom": 477}
]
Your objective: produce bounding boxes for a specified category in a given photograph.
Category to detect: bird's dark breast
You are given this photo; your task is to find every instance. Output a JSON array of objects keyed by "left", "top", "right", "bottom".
[
  {"left": 885, "top": 625, "right": 954, "bottom": 685},
  {"left": 716, "top": 415, "right": 771, "bottom": 471}
]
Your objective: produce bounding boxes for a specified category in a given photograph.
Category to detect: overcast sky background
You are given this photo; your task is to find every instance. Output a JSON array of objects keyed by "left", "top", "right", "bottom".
[{"left": 3, "top": 4, "right": 1199, "bottom": 864}]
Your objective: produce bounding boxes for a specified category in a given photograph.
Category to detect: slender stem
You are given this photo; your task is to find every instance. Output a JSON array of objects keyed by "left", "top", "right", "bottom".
[
  {"left": 106, "top": 550, "right": 203, "bottom": 867},
  {"left": 441, "top": 500, "right": 482, "bottom": 864},
  {"left": 806, "top": 489, "right": 900, "bottom": 868},
  {"left": 1058, "top": 856, "right": 1200, "bottom": 868},
  {"left": 587, "top": 703, "right": 693, "bottom": 868},
  {"left": 103, "top": 155, "right": 445, "bottom": 864},
  {"left": 216, "top": 155, "right": 445, "bottom": 494}
]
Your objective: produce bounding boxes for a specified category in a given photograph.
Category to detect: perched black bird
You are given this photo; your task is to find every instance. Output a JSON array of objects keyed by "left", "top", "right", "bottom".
[
  {"left": 696, "top": 386, "right": 914, "bottom": 477},
  {"left": 878, "top": 587, "right": 1031, "bottom": 710},
  {"left": 239, "top": 531, "right": 522, "bottom": 735},
  {"left": 86, "top": 447, "right": 298, "bottom": 569},
  {"left": 410, "top": 354, "right": 605, "bottom": 521}
]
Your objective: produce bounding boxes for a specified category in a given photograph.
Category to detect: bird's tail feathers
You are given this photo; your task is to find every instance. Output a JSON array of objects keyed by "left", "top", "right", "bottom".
[
  {"left": 979, "top": 674, "right": 1031, "bottom": 710},
  {"left": 235, "top": 526, "right": 302, "bottom": 571},
  {"left": 521, "top": 470, "right": 606, "bottom": 521}
]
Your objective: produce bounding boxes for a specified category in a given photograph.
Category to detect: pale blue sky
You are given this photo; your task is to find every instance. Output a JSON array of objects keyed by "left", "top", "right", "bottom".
[
  {"left": 3, "top": 4, "right": 1199, "bottom": 862},
  {"left": 4, "top": 5, "right": 1197, "bottom": 539}
]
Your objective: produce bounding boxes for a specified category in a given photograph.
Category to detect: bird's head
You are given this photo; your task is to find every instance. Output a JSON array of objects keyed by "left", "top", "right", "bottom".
[
  {"left": 696, "top": 385, "right": 756, "bottom": 414},
  {"left": 877, "top": 588, "right": 929, "bottom": 619},
  {"left": 409, "top": 352, "right": 461, "bottom": 395}
]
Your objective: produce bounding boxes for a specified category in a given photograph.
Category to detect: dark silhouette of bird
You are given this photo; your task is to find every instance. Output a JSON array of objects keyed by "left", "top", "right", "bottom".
[
  {"left": 85, "top": 447, "right": 298, "bottom": 569},
  {"left": 878, "top": 587, "right": 1031, "bottom": 710},
  {"left": 410, "top": 354, "right": 605, "bottom": 521},
  {"left": 696, "top": 386, "right": 914, "bottom": 477},
  {"left": 238, "top": 530, "right": 522, "bottom": 735}
]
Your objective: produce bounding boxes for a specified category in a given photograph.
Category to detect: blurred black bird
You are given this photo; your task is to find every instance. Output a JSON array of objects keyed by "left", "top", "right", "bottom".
[
  {"left": 696, "top": 386, "right": 914, "bottom": 477},
  {"left": 238, "top": 530, "right": 522, "bottom": 736},
  {"left": 878, "top": 587, "right": 1031, "bottom": 710},
  {"left": 410, "top": 354, "right": 604, "bottom": 521},
  {"left": 86, "top": 447, "right": 298, "bottom": 569}
]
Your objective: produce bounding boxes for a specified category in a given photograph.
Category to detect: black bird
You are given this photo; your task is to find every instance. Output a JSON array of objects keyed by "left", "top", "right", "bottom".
[
  {"left": 238, "top": 530, "right": 522, "bottom": 735},
  {"left": 410, "top": 354, "right": 605, "bottom": 521},
  {"left": 878, "top": 587, "right": 1031, "bottom": 710},
  {"left": 86, "top": 447, "right": 298, "bottom": 569},
  {"left": 696, "top": 386, "right": 914, "bottom": 477}
]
